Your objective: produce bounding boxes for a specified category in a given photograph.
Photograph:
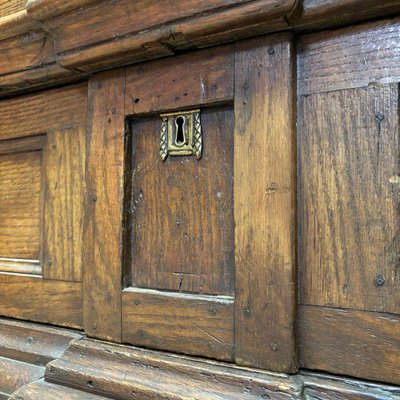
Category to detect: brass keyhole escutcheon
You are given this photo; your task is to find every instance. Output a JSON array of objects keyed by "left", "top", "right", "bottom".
[{"left": 160, "top": 109, "right": 202, "bottom": 160}]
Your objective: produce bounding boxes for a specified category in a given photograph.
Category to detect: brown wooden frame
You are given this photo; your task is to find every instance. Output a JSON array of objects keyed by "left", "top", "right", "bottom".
[
  {"left": 0, "top": 84, "right": 87, "bottom": 329},
  {"left": 85, "top": 33, "right": 297, "bottom": 372}
]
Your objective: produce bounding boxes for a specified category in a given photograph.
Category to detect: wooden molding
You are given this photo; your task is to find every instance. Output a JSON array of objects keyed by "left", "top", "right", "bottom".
[
  {"left": 9, "top": 336, "right": 397, "bottom": 399},
  {"left": 0, "top": 318, "right": 81, "bottom": 398},
  {"left": 45, "top": 338, "right": 301, "bottom": 399},
  {"left": 1, "top": 1, "right": 400, "bottom": 96}
]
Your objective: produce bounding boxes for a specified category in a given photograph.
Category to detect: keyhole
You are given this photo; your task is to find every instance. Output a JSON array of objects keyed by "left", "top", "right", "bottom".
[{"left": 175, "top": 117, "right": 185, "bottom": 145}]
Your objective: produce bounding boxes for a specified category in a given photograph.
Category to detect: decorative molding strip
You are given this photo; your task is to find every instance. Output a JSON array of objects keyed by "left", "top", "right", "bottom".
[
  {"left": 0, "top": 318, "right": 82, "bottom": 398},
  {"left": 10, "top": 337, "right": 395, "bottom": 399},
  {"left": 0, "top": 1, "right": 399, "bottom": 96}
]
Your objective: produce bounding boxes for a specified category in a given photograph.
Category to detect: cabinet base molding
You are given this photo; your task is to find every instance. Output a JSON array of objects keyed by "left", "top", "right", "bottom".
[
  {"left": 7, "top": 335, "right": 399, "bottom": 399},
  {"left": 0, "top": 318, "right": 82, "bottom": 398}
]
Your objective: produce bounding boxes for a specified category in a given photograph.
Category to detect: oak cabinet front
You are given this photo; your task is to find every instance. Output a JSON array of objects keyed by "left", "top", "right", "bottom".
[{"left": 84, "top": 34, "right": 297, "bottom": 372}]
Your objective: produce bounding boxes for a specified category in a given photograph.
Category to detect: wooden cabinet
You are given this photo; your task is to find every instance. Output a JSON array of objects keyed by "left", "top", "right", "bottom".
[
  {"left": 0, "top": 84, "right": 87, "bottom": 329},
  {"left": 0, "top": 2, "right": 399, "bottom": 397}
]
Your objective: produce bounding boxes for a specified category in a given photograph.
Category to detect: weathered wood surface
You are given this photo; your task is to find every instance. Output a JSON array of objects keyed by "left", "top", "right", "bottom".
[
  {"left": 84, "top": 69, "right": 125, "bottom": 342},
  {"left": 128, "top": 108, "right": 234, "bottom": 295},
  {"left": 300, "top": 306, "right": 400, "bottom": 385},
  {"left": 234, "top": 33, "right": 297, "bottom": 372},
  {"left": 10, "top": 380, "right": 110, "bottom": 400},
  {"left": 298, "top": 17, "right": 400, "bottom": 95},
  {"left": 122, "top": 288, "right": 234, "bottom": 361},
  {"left": 0, "top": 83, "right": 87, "bottom": 328},
  {"left": 125, "top": 45, "right": 234, "bottom": 115},
  {"left": 0, "top": 318, "right": 81, "bottom": 398},
  {"left": 298, "top": 84, "right": 400, "bottom": 313},
  {"left": 1, "top": 1, "right": 400, "bottom": 96},
  {"left": 46, "top": 338, "right": 301, "bottom": 400},
  {"left": 0, "top": 150, "right": 42, "bottom": 260}
]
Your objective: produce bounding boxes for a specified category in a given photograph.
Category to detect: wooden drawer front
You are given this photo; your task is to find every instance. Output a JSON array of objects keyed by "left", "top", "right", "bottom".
[
  {"left": 85, "top": 34, "right": 297, "bottom": 372},
  {"left": 0, "top": 84, "right": 87, "bottom": 329}
]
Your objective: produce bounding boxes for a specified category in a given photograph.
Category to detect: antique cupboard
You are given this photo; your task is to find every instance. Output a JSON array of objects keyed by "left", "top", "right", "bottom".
[{"left": 0, "top": 0, "right": 399, "bottom": 398}]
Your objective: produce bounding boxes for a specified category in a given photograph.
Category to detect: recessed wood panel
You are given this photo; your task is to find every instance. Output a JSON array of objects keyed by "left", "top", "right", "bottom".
[
  {"left": 0, "top": 150, "right": 42, "bottom": 260},
  {"left": 298, "top": 84, "right": 400, "bottom": 313},
  {"left": 129, "top": 106, "right": 234, "bottom": 295}
]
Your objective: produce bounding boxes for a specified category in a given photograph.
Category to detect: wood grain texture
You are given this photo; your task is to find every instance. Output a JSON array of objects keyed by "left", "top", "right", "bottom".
[
  {"left": 0, "top": 150, "right": 42, "bottom": 260},
  {"left": 129, "top": 108, "right": 234, "bottom": 295},
  {"left": 0, "top": 63, "right": 76, "bottom": 96},
  {"left": 298, "top": 84, "right": 400, "bottom": 313},
  {"left": 26, "top": 0, "right": 99, "bottom": 21},
  {"left": 0, "top": 318, "right": 82, "bottom": 366},
  {"left": 298, "top": 17, "right": 400, "bottom": 95},
  {"left": 0, "top": 0, "right": 25, "bottom": 18},
  {"left": 84, "top": 69, "right": 125, "bottom": 342},
  {"left": 292, "top": 0, "right": 400, "bottom": 31},
  {"left": 300, "top": 306, "right": 400, "bottom": 385},
  {"left": 59, "top": 28, "right": 173, "bottom": 73},
  {"left": 43, "top": 125, "right": 86, "bottom": 282},
  {"left": 234, "top": 34, "right": 297, "bottom": 371},
  {"left": 0, "top": 83, "right": 87, "bottom": 140},
  {"left": 122, "top": 288, "right": 234, "bottom": 361},
  {"left": 0, "top": 274, "right": 82, "bottom": 329},
  {"left": 0, "top": 10, "right": 39, "bottom": 42},
  {"left": 177, "top": 0, "right": 292, "bottom": 48},
  {"left": 302, "top": 371, "right": 400, "bottom": 400},
  {"left": 125, "top": 45, "right": 234, "bottom": 115},
  {"left": 0, "top": 31, "right": 54, "bottom": 76},
  {"left": 0, "top": 318, "right": 81, "bottom": 398},
  {"left": 46, "top": 338, "right": 300, "bottom": 399},
  {"left": 0, "top": 357, "right": 44, "bottom": 398},
  {"left": 46, "top": 0, "right": 253, "bottom": 54},
  {"left": 11, "top": 379, "right": 110, "bottom": 400}
]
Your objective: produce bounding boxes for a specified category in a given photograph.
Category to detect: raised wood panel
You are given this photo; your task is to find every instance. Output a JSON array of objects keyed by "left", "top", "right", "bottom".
[
  {"left": 125, "top": 45, "right": 234, "bottom": 115},
  {"left": 122, "top": 288, "right": 234, "bottom": 361},
  {"left": 298, "top": 84, "right": 400, "bottom": 313},
  {"left": 129, "top": 107, "right": 234, "bottom": 295},
  {"left": 84, "top": 69, "right": 125, "bottom": 342},
  {"left": 298, "top": 17, "right": 400, "bottom": 95},
  {"left": 43, "top": 126, "right": 86, "bottom": 282},
  {"left": 300, "top": 306, "right": 400, "bottom": 385},
  {"left": 0, "top": 150, "right": 42, "bottom": 260},
  {"left": 0, "top": 274, "right": 82, "bottom": 329},
  {"left": 234, "top": 34, "right": 297, "bottom": 371}
]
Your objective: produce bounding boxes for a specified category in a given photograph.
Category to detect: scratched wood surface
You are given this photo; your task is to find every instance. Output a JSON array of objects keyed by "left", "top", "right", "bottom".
[
  {"left": 298, "top": 84, "right": 400, "bottom": 314},
  {"left": 129, "top": 107, "right": 234, "bottom": 295}
]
